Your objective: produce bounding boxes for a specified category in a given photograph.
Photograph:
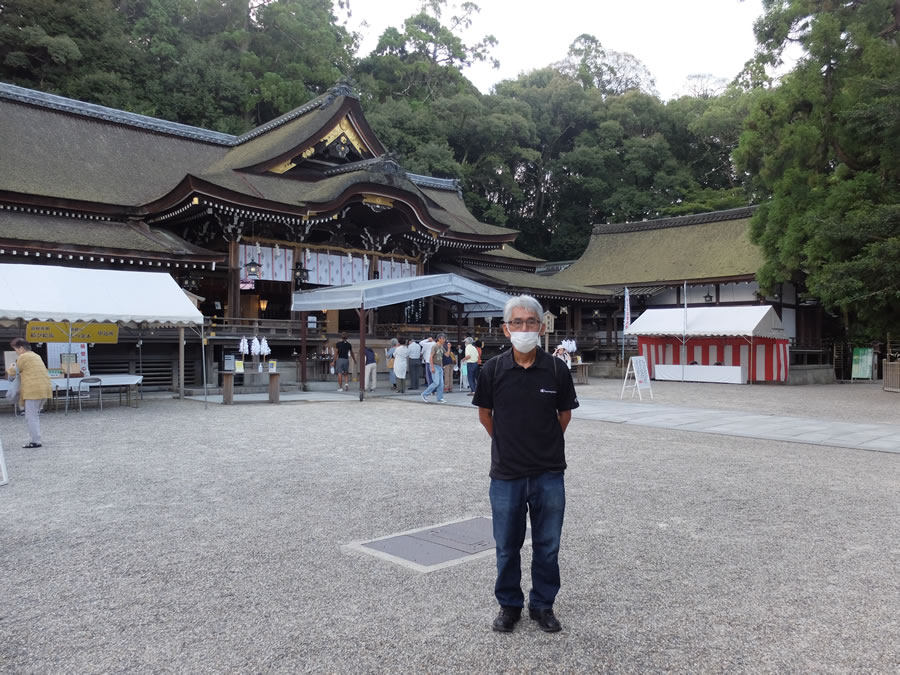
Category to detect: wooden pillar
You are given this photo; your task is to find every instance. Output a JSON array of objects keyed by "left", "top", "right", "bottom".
[
  {"left": 178, "top": 326, "right": 185, "bottom": 399},
  {"left": 326, "top": 309, "right": 338, "bottom": 334},
  {"left": 227, "top": 239, "right": 240, "bottom": 319}
]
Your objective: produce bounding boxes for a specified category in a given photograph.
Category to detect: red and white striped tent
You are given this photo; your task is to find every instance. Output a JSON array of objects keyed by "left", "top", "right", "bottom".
[{"left": 625, "top": 306, "right": 790, "bottom": 383}]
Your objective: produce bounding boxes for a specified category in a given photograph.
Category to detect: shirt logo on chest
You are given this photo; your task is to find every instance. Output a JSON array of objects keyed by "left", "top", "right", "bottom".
[{"left": 539, "top": 388, "right": 557, "bottom": 394}]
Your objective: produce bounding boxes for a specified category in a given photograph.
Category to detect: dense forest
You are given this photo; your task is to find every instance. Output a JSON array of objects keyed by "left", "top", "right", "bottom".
[{"left": 1, "top": 0, "right": 898, "bottom": 338}]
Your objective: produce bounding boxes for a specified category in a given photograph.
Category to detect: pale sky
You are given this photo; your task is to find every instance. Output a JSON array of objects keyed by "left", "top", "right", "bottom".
[{"left": 342, "top": 0, "right": 767, "bottom": 100}]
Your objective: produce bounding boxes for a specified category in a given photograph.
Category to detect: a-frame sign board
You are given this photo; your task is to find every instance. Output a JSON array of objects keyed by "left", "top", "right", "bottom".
[{"left": 620, "top": 356, "right": 653, "bottom": 400}]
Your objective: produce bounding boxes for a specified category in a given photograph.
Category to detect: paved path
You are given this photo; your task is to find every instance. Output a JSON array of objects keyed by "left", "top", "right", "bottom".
[{"left": 189, "top": 384, "right": 900, "bottom": 454}]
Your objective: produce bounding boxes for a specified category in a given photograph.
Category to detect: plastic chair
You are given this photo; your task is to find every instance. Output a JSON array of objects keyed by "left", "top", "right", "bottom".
[{"left": 77, "top": 377, "right": 102, "bottom": 411}]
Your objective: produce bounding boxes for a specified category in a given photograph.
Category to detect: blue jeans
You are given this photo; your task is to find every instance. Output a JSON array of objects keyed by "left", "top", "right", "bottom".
[
  {"left": 467, "top": 363, "right": 480, "bottom": 393},
  {"left": 421, "top": 364, "right": 444, "bottom": 401},
  {"left": 490, "top": 471, "right": 565, "bottom": 609}
]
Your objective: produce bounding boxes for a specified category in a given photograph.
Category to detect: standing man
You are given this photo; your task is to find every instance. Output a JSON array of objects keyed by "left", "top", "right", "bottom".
[
  {"left": 420, "top": 333, "right": 446, "bottom": 403},
  {"left": 463, "top": 336, "right": 480, "bottom": 395},
  {"left": 419, "top": 335, "right": 435, "bottom": 388},
  {"left": 406, "top": 337, "right": 421, "bottom": 390},
  {"left": 472, "top": 295, "right": 578, "bottom": 634},
  {"left": 333, "top": 332, "right": 356, "bottom": 392}
]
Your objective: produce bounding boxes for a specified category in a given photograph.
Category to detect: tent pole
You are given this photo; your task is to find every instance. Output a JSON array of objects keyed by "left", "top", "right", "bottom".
[
  {"left": 178, "top": 326, "right": 185, "bottom": 400},
  {"left": 358, "top": 306, "right": 366, "bottom": 401},
  {"left": 200, "top": 321, "right": 208, "bottom": 409},
  {"left": 64, "top": 322, "right": 72, "bottom": 415},
  {"left": 300, "top": 311, "right": 308, "bottom": 392}
]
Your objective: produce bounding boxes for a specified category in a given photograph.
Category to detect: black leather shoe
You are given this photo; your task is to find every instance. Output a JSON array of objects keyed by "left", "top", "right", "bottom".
[
  {"left": 529, "top": 607, "right": 562, "bottom": 633},
  {"left": 492, "top": 606, "right": 522, "bottom": 632}
]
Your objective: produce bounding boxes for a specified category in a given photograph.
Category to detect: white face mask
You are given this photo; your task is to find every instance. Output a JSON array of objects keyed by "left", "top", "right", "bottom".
[{"left": 509, "top": 331, "right": 541, "bottom": 353}]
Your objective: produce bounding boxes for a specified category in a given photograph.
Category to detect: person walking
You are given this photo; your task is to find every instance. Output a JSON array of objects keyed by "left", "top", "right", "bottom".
[
  {"left": 364, "top": 346, "right": 378, "bottom": 392},
  {"left": 463, "top": 336, "right": 480, "bottom": 395},
  {"left": 6, "top": 338, "right": 52, "bottom": 448},
  {"left": 406, "top": 337, "right": 421, "bottom": 390},
  {"left": 392, "top": 338, "right": 409, "bottom": 394},
  {"left": 333, "top": 333, "right": 356, "bottom": 392},
  {"left": 420, "top": 333, "right": 446, "bottom": 403},
  {"left": 472, "top": 295, "right": 579, "bottom": 634},
  {"left": 419, "top": 336, "right": 435, "bottom": 388}
]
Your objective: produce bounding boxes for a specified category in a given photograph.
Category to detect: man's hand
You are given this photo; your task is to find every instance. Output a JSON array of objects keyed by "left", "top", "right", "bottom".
[
  {"left": 478, "top": 408, "right": 493, "bottom": 438},
  {"left": 558, "top": 410, "right": 572, "bottom": 434}
]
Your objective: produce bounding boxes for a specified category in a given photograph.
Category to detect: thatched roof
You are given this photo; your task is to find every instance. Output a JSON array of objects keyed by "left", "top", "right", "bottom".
[
  {"left": 555, "top": 207, "right": 762, "bottom": 287},
  {"left": 0, "top": 211, "right": 222, "bottom": 262},
  {"left": 0, "top": 83, "right": 514, "bottom": 244},
  {"left": 435, "top": 263, "right": 612, "bottom": 302}
]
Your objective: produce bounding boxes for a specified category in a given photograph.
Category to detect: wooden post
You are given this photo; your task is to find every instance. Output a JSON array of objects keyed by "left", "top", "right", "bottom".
[
  {"left": 222, "top": 372, "right": 234, "bottom": 405},
  {"left": 178, "top": 326, "right": 185, "bottom": 399},
  {"left": 227, "top": 239, "right": 240, "bottom": 320},
  {"left": 268, "top": 372, "right": 280, "bottom": 403}
]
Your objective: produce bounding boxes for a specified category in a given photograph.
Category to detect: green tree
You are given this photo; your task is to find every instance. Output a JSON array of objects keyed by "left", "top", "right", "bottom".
[
  {"left": 0, "top": 0, "right": 142, "bottom": 109},
  {"left": 734, "top": 0, "right": 900, "bottom": 338},
  {"left": 355, "top": 0, "right": 495, "bottom": 104}
]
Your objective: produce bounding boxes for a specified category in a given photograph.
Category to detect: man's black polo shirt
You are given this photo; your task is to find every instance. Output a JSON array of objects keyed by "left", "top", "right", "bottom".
[{"left": 472, "top": 347, "right": 579, "bottom": 480}]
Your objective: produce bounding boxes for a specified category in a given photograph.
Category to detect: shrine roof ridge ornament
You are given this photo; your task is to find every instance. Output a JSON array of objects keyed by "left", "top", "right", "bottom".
[
  {"left": 592, "top": 206, "right": 758, "bottom": 235},
  {"left": 0, "top": 81, "right": 356, "bottom": 147}
]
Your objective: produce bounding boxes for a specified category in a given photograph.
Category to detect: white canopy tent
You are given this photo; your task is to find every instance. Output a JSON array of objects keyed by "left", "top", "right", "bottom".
[
  {"left": 291, "top": 273, "right": 511, "bottom": 400},
  {"left": 625, "top": 305, "right": 786, "bottom": 339},
  {"left": 291, "top": 273, "right": 512, "bottom": 316},
  {"left": 0, "top": 263, "right": 206, "bottom": 405}
]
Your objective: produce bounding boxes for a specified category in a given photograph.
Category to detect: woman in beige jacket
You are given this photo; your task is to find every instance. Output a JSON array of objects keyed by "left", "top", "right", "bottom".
[{"left": 7, "top": 338, "right": 52, "bottom": 448}]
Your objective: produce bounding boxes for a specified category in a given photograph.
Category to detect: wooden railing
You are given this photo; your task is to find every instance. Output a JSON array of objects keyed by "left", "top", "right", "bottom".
[{"left": 205, "top": 317, "right": 320, "bottom": 339}]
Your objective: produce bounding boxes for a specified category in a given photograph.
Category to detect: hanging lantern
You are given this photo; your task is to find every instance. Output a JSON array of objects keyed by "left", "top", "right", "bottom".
[{"left": 245, "top": 258, "right": 260, "bottom": 279}]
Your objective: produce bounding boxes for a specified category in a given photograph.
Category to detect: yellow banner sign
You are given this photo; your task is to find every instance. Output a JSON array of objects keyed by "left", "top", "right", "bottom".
[{"left": 26, "top": 322, "right": 119, "bottom": 344}]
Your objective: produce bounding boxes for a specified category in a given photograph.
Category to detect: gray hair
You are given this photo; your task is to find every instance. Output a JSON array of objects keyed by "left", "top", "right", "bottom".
[
  {"left": 436, "top": 333, "right": 446, "bottom": 341},
  {"left": 503, "top": 295, "right": 543, "bottom": 323},
  {"left": 465, "top": 337, "right": 473, "bottom": 344},
  {"left": 390, "top": 338, "right": 398, "bottom": 345}
]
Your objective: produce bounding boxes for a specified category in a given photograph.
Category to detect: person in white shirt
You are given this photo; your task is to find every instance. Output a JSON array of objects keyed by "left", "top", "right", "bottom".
[
  {"left": 553, "top": 346, "right": 572, "bottom": 369},
  {"left": 406, "top": 338, "right": 422, "bottom": 390},
  {"left": 464, "top": 337, "right": 480, "bottom": 395},
  {"left": 419, "top": 336, "right": 436, "bottom": 388},
  {"left": 392, "top": 338, "right": 409, "bottom": 394}
]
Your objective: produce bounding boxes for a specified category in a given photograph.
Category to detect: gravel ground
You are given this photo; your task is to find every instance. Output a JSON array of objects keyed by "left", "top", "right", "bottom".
[{"left": 1, "top": 384, "right": 898, "bottom": 673}]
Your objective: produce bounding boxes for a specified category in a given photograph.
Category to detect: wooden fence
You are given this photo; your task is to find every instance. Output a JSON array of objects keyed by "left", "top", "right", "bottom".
[{"left": 884, "top": 362, "right": 900, "bottom": 393}]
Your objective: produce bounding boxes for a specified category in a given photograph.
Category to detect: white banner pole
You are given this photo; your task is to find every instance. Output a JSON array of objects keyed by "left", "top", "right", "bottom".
[{"left": 682, "top": 281, "right": 687, "bottom": 382}]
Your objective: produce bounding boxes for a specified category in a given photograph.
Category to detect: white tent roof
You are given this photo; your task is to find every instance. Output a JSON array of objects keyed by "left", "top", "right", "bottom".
[
  {"left": 625, "top": 305, "right": 787, "bottom": 339},
  {"left": 0, "top": 263, "right": 203, "bottom": 326},
  {"left": 291, "top": 273, "right": 511, "bottom": 316}
]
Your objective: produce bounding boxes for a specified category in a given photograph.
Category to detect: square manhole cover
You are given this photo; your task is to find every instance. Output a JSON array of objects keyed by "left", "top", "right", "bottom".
[{"left": 345, "top": 517, "right": 530, "bottom": 573}]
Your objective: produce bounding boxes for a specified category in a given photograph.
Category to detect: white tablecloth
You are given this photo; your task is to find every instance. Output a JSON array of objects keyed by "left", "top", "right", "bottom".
[{"left": 654, "top": 364, "right": 747, "bottom": 384}]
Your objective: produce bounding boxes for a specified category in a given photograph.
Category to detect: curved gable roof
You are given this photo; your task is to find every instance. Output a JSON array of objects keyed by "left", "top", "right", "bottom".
[{"left": 555, "top": 207, "right": 762, "bottom": 287}]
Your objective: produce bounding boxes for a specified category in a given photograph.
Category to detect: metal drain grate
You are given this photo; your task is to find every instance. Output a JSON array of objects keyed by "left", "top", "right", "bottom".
[{"left": 345, "top": 516, "right": 529, "bottom": 573}]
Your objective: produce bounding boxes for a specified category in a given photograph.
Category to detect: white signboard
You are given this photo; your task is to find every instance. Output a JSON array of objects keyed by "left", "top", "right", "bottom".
[
  {"left": 620, "top": 356, "right": 653, "bottom": 400},
  {"left": 632, "top": 356, "right": 651, "bottom": 389}
]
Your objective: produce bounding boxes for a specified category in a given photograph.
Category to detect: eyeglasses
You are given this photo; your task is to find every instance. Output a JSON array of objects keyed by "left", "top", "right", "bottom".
[{"left": 506, "top": 318, "right": 541, "bottom": 329}]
